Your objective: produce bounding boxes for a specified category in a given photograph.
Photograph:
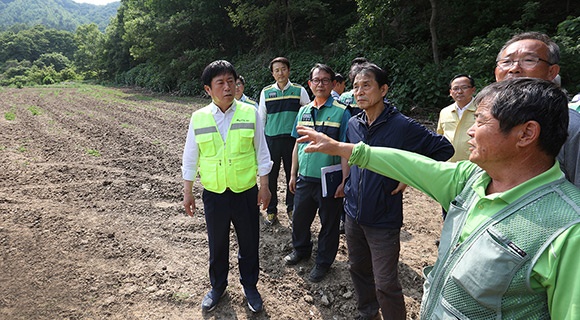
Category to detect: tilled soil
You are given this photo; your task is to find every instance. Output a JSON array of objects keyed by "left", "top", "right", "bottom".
[{"left": 0, "top": 85, "right": 442, "bottom": 319}]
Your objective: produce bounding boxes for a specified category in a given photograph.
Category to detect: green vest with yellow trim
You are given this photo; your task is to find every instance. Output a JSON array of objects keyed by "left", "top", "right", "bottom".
[
  {"left": 295, "top": 99, "right": 347, "bottom": 179},
  {"left": 263, "top": 83, "right": 304, "bottom": 137},
  {"left": 192, "top": 102, "right": 258, "bottom": 193}
]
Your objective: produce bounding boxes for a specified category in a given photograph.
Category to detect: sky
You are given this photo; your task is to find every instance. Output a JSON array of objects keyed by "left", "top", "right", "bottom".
[{"left": 72, "top": 0, "right": 119, "bottom": 5}]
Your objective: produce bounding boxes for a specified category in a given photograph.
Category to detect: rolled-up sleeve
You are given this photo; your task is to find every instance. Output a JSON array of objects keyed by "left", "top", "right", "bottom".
[
  {"left": 182, "top": 114, "right": 199, "bottom": 181},
  {"left": 255, "top": 110, "right": 273, "bottom": 176}
]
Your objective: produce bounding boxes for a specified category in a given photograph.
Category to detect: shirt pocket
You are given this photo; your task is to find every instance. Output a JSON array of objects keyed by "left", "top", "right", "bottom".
[{"left": 449, "top": 226, "right": 528, "bottom": 310}]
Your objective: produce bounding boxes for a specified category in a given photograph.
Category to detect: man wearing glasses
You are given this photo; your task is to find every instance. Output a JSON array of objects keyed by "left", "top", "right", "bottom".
[
  {"left": 284, "top": 63, "right": 351, "bottom": 282},
  {"left": 437, "top": 74, "right": 477, "bottom": 162},
  {"left": 234, "top": 75, "right": 258, "bottom": 109},
  {"left": 495, "top": 31, "right": 580, "bottom": 187}
]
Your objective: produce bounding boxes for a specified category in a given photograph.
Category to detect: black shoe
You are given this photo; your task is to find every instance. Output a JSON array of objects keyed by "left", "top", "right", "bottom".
[
  {"left": 284, "top": 251, "right": 310, "bottom": 265},
  {"left": 201, "top": 289, "right": 225, "bottom": 312},
  {"left": 309, "top": 264, "right": 330, "bottom": 282},
  {"left": 243, "top": 287, "right": 263, "bottom": 313},
  {"left": 355, "top": 313, "right": 381, "bottom": 320}
]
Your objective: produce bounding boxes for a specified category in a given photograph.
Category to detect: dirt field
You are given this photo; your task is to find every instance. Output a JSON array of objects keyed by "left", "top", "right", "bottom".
[{"left": 0, "top": 84, "right": 443, "bottom": 319}]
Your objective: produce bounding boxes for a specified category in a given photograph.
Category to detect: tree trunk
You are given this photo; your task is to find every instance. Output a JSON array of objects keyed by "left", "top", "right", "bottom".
[{"left": 429, "top": 0, "right": 440, "bottom": 65}]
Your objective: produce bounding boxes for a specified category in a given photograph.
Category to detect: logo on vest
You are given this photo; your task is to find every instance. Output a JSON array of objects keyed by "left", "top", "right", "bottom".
[
  {"left": 235, "top": 118, "right": 250, "bottom": 122},
  {"left": 301, "top": 113, "right": 312, "bottom": 122},
  {"left": 268, "top": 92, "right": 278, "bottom": 98}
]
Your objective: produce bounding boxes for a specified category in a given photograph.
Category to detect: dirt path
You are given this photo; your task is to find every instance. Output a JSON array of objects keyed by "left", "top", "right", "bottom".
[{"left": 0, "top": 85, "right": 442, "bottom": 319}]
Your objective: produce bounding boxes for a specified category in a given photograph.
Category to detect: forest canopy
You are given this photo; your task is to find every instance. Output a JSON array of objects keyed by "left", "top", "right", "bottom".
[{"left": 0, "top": 0, "right": 579, "bottom": 116}]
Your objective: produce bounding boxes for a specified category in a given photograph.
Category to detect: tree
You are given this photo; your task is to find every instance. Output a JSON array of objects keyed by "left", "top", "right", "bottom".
[
  {"left": 34, "top": 52, "right": 72, "bottom": 72},
  {"left": 74, "top": 23, "right": 105, "bottom": 77},
  {"left": 228, "top": 0, "right": 356, "bottom": 52}
]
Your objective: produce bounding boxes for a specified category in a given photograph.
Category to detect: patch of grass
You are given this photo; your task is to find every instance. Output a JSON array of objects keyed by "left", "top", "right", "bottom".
[
  {"left": 27, "top": 105, "right": 42, "bottom": 116},
  {"left": 85, "top": 148, "right": 101, "bottom": 157},
  {"left": 171, "top": 292, "right": 190, "bottom": 303},
  {"left": 17, "top": 145, "right": 27, "bottom": 152},
  {"left": 120, "top": 123, "right": 133, "bottom": 129},
  {"left": 4, "top": 111, "right": 16, "bottom": 121}
]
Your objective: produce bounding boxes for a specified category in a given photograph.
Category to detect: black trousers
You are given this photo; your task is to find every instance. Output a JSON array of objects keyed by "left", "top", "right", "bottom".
[
  {"left": 203, "top": 186, "right": 260, "bottom": 292},
  {"left": 266, "top": 135, "right": 295, "bottom": 214},
  {"left": 292, "top": 178, "right": 342, "bottom": 267}
]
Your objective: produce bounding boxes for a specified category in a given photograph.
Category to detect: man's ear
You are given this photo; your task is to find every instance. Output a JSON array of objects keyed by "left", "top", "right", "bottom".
[
  {"left": 381, "top": 84, "right": 389, "bottom": 97},
  {"left": 517, "top": 120, "right": 540, "bottom": 147},
  {"left": 204, "top": 85, "right": 212, "bottom": 96},
  {"left": 548, "top": 64, "right": 561, "bottom": 82}
]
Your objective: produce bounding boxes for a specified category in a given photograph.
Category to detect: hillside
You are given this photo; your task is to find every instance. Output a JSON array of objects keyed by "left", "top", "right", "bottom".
[{"left": 0, "top": 0, "right": 120, "bottom": 32}]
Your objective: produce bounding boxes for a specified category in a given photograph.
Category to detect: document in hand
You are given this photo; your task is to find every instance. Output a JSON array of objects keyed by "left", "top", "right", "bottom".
[{"left": 321, "top": 164, "right": 342, "bottom": 198}]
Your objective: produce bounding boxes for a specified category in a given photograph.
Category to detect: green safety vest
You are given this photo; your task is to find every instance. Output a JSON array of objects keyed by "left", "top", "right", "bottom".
[
  {"left": 191, "top": 102, "right": 258, "bottom": 193},
  {"left": 295, "top": 100, "right": 347, "bottom": 178},
  {"left": 263, "top": 83, "right": 304, "bottom": 137},
  {"left": 421, "top": 168, "right": 580, "bottom": 319}
]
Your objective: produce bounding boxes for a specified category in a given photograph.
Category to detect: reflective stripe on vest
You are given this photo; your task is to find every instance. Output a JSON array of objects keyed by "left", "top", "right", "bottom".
[{"left": 192, "top": 102, "right": 258, "bottom": 193}]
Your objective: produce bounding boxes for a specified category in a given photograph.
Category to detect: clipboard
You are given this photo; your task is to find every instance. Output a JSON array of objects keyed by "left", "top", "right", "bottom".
[{"left": 321, "top": 164, "right": 342, "bottom": 198}]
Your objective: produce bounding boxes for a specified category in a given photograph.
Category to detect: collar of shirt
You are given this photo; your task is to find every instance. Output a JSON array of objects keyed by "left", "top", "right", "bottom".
[
  {"left": 275, "top": 80, "right": 293, "bottom": 91},
  {"left": 454, "top": 98, "right": 475, "bottom": 119},
  {"left": 472, "top": 161, "right": 565, "bottom": 205},
  {"left": 312, "top": 96, "right": 334, "bottom": 109},
  {"left": 210, "top": 101, "right": 237, "bottom": 140}
]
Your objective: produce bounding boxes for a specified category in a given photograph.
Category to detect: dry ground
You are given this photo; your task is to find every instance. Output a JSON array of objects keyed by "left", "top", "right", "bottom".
[{"left": 0, "top": 84, "right": 442, "bottom": 319}]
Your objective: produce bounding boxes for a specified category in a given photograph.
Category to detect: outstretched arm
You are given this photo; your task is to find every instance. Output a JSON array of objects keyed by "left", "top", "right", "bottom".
[{"left": 296, "top": 126, "right": 355, "bottom": 159}]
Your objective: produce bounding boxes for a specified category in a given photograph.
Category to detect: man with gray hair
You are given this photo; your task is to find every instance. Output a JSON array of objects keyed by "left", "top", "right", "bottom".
[{"left": 494, "top": 31, "right": 580, "bottom": 187}]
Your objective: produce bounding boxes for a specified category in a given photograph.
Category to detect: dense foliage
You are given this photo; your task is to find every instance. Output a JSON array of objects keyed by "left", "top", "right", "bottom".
[
  {"left": 0, "top": 0, "right": 119, "bottom": 32},
  {"left": 0, "top": 0, "right": 579, "bottom": 116}
]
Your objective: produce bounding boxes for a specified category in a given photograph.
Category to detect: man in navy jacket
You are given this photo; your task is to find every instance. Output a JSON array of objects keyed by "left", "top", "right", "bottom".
[{"left": 343, "top": 63, "right": 453, "bottom": 320}]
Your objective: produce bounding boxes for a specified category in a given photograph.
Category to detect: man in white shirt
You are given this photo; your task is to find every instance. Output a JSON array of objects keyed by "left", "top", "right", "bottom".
[{"left": 182, "top": 60, "right": 272, "bottom": 314}]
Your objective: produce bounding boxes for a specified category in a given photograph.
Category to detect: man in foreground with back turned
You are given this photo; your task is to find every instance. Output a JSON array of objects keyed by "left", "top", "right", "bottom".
[{"left": 295, "top": 78, "right": 580, "bottom": 319}]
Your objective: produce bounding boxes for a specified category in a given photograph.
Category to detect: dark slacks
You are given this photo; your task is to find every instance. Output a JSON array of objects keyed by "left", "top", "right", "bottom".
[
  {"left": 266, "top": 136, "right": 295, "bottom": 214},
  {"left": 292, "top": 178, "right": 341, "bottom": 267},
  {"left": 203, "top": 186, "right": 260, "bottom": 292},
  {"left": 345, "top": 215, "right": 406, "bottom": 320}
]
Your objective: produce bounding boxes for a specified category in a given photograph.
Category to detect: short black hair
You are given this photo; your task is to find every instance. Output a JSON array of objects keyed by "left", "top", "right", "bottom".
[
  {"left": 474, "top": 77, "right": 568, "bottom": 158},
  {"left": 237, "top": 75, "right": 246, "bottom": 85},
  {"left": 269, "top": 57, "right": 290, "bottom": 72},
  {"left": 335, "top": 73, "right": 345, "bottom": 83},
  {"left": 309, "top": 63, "right": 335, "bottom": 81},
  {"left": 354, "top": 63, "right": 389, "bottom": 97},
  {"left": 201, "top": 60, "right": 237, "bottom": 87},
  {"left": 450, "top": 74, "right": 475, "bottom": 87}
]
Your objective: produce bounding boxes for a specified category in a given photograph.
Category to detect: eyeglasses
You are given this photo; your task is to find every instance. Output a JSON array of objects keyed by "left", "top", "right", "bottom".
[
  {"left": 496, "top": 56, "right": 553, "bottom": 70},
  {"left": 451, "top": 85, "right": 473, "bottom": 92},
  {"left": 235, "top": 82, "right": 243, "bottom": 87},
  {"left": 310, "top": 78, "right": 332, "bottom": 85}
]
